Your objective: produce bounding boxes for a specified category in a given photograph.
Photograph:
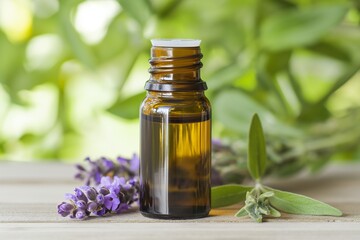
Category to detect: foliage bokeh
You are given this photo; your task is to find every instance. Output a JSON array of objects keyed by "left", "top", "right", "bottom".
[{"left": 0, "top": 0, "right": 359, "bottom": 162}]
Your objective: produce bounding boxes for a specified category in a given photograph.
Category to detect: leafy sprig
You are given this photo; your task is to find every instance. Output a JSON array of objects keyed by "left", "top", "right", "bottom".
[{"left": 211, "top": 114, "right": 342, "bottom": 222}]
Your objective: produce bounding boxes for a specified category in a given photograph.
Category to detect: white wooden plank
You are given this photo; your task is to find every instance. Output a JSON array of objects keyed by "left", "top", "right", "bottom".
[
  {"left": 0, "top": 202, "right": 359, "bottom": 223},
  {"left": 0, "top": 162, "right": 76, "bottom": 183},
  {"left": 1, "top": 183, "right": 79, "bottom": 203},
  {"left": 0, "top": 223, "right": 360, "bottom": 240},
  {"left": 265, "top": 163, "right": 360, "bottom": 202}
]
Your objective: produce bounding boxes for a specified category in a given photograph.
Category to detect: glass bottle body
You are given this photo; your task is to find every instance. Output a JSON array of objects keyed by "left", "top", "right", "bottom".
[{"left": 140, "top": 92, "right": 211, "bottom": 219}]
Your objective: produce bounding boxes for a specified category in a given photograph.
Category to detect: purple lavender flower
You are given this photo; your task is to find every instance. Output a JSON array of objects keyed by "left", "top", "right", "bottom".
[
  {"left": 75, "top": 210, "right": 86, "bottom": 219},
  {"left": 212, "top": 138, "right": 223, "bottom": 148},
  {"left": 101, "top": 157, "right": 114, "bottom": 170},
  {"left": 75, "top": 155, "right": 139, "bottom": 186},
  {"left": 57, "top": 202, "right": 74, "bottom": 217},
  {"left": 74, "top": 188, "right": 88, "bottom": 202},
  {"left": 130, "top": 153, "right": 140, "bottom": 173},
  {"left": 104, "top": 192, "right": 120, "bottom": 211},
  {"left": 64, "top": 193, "right": 77, "bottom": 202},
  {"left": 116, "top": 203, "right": 130, "bottom": 213},
  {"left": 96, "top": 194, "right": 105, "bottom": 205},
  {"left": 58, "top": 176, "right": 139, "bottom": 220},
  {"left": 87, "top": 202, "right": 98, "bottom": 212}
]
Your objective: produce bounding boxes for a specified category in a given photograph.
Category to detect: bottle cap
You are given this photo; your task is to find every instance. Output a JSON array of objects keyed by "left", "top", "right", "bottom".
[{"left": 151, "top": 39, "right": 201, "bottom": 47}]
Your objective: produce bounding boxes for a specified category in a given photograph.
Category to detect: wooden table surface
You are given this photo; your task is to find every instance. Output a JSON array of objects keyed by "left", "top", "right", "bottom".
[{"left": 0, "top": 162, "right": 359, "bottom": 239}]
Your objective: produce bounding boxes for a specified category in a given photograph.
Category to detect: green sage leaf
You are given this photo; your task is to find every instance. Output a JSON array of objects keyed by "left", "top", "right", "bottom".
[
  {"left": 235, "top": 206, "right": 247, "bottom": 217},
  {"left": 248, "top": 114, "right": 267, "bottom": 180},
  {"left": 211, "top": 184, "right": 253, "bottom": 208},
  {"left": 234, "top": 189, "right": 280, "bottom": 222},
  {"left": 269, "top": 205, "right": 281, "bottom": 217},
  {"left": 269, "top": 188, "right": 342, "bottom": 216}
]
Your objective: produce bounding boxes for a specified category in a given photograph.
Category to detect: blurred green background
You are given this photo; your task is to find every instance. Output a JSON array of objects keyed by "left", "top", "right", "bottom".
[{"left": 0, "top": 0, "right": 359, "bottom": 163}]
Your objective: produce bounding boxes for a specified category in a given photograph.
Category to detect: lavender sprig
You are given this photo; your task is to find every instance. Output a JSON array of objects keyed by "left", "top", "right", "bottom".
[
  {"left": 58, "top": 176, "right": 139, "bottom": 220},
  {"left": 75, "top": 154, "right": 139, "bottom": 185}
]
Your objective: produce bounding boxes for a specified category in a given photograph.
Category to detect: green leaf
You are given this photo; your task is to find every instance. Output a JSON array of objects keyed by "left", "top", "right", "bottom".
[
  {"left": 108, "top": 92, "right": 146, "bottom": 119},
  {"left": 307, "top": 41, "right": 351, "bottom": 62},
  {"left": 157, "top": 0, "right": 184, "bottom": 18},
  {"left": 94, "top": 13, "right": 131, "bottom": 62},
  {"left": 211, "top": 184, "right": 253, "bottom": 208},
  {"left": 117, "top": 0, "right": 152, "bottom": 27},
  {"left": 268, "top": 205, "right": 281, "bottom": 217},
  {"left": 213, "top": 89, "right": 271, "bottom": 134},
  {"left": 309, "top": 156, "right": 331, "bottom": 173},
  {"left": 263, "top": 51, "right": 292, "bottom": 76},
  {"left": 258, "top": 190, "right": 274, "bottom": 199},
  {"left": 234, "top": 206, "right": 247, "bottom": 217},
  {"left": 206, "top": 63, "right": 248, "bottom": 90},
  {"left": 0, "top": 31, "right": 24, "bottom": 83},
  {"left": 248, "top": 114, "right": 267, "bottom": 180},
  {"left": 318, "top": 64, "right": 360, "bottom": 104},
  {"left": 269, "top": 188, "right": 342, "bottom": 216},
  {"left": 213, "top": 89, "right": 301, "bottom": 137},
  {"left": 274, "top": 160, "right": 306, "bottom": 177},
  {"left": 58, "top": 1, "right": 97, "bottom": 69},
  {"left": 297, "top": 102, "right": 331, "bottom": 123},
  {"left": 260, "top": 5, "right": 349, "bottom": 51}
]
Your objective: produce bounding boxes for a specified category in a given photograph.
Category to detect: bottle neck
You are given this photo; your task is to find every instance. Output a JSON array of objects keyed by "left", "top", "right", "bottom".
[
  {"left": 145, "top": 46, "right": 207, "bottom": 92},
  {"left": 149, "top": 46, "right": 202, "bottom": 81}
]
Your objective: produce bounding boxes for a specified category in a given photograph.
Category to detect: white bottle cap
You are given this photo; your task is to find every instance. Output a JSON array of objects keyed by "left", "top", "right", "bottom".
[{"left": 151, "top": 39, "right": 201, "bottom": 47}]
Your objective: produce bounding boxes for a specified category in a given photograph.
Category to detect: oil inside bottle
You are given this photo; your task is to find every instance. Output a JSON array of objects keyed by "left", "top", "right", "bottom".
[{"left": 140, "top": 113, "right": 211, "bottom": 219}]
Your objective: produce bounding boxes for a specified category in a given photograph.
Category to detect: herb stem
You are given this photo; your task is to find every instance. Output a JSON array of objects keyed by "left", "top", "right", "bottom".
[{"left": 281, "top": 130, "right": 360, "bottom": 161}]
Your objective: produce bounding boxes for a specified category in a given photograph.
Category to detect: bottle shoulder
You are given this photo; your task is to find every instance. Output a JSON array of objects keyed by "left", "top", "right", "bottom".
[{"left": 140, "top": 94, "right": 211, "bottom": 117}]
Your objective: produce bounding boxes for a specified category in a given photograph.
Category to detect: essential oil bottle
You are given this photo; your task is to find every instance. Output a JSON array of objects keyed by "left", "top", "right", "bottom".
[{"left": 139, "top": 39, "right": 211, "bottom": 219}]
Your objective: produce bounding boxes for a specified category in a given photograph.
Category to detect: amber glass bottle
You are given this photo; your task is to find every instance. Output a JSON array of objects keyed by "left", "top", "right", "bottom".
[{"left": 139, "top": 39, "right": 211, "bottom": 219}]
